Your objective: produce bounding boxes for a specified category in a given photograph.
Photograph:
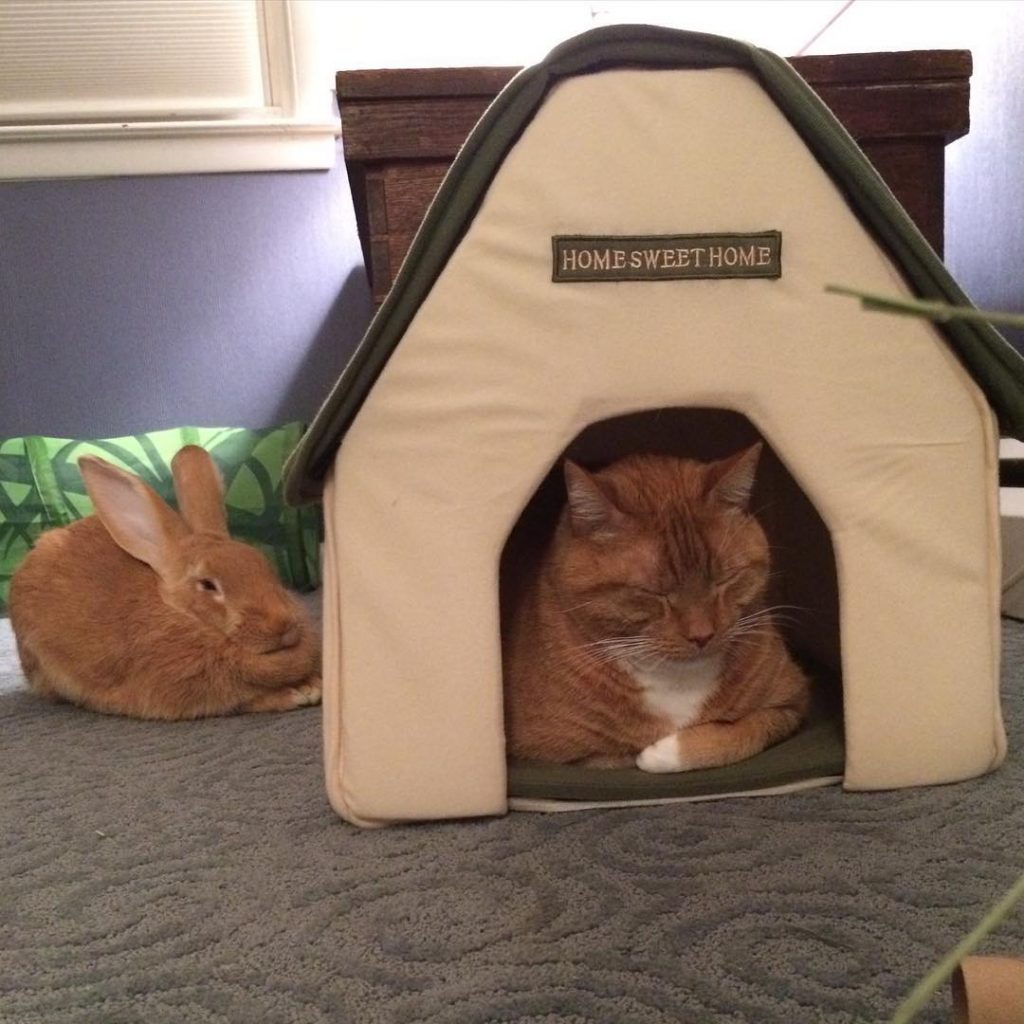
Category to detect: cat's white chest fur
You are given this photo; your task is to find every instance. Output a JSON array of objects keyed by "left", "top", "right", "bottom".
[{"left": 624, "top": 652, "right": 724, "bottom": 728}]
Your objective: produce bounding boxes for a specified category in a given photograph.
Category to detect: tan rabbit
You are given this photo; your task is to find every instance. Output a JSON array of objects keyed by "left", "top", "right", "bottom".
[{"left": 8, "top": 445, "right": 321, "bottom": 720}]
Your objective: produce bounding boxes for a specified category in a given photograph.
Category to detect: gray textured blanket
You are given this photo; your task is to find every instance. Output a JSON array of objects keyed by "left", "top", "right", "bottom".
[{"left": 2, "top": 607, "right": 1022, "bottom": 1024}]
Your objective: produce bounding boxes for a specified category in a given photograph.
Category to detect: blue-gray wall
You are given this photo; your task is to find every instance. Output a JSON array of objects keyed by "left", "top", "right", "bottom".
[{"left": 1, "top": 141, "right": 372, "bottom": 439}]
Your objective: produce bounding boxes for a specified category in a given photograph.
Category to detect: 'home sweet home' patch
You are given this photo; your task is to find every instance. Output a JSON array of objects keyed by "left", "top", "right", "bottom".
[{"left": 552, "top": 232, "right": 781, "bottom": 282}]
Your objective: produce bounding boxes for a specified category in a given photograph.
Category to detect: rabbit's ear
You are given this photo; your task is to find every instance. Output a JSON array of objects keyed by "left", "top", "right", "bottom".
[
  {"left": 79, "top": 457, "right": 187, "bottom": 576},
  {"left": 170, "top": 446, "right": 228, "bottom": 536}
]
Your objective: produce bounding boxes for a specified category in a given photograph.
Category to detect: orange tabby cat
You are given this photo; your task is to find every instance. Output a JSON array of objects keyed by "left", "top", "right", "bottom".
[{"left": 502, "top": 444, "right": 810, "bottom": 772}]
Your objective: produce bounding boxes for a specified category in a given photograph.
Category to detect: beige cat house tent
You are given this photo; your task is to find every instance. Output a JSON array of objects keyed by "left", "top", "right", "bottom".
[{"left": 286, "top": 26, "right": 1024, "bottom": 828}]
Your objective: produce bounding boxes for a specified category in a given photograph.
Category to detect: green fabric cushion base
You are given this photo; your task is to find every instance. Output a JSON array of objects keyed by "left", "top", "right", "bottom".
[{"left": 507, "top": 690, "right": 845, "bottom": 803}]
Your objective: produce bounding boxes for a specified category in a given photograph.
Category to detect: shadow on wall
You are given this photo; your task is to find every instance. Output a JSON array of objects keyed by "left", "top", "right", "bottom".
[{"left": 270, "top": 267, "right": 372, "bottom": 429}]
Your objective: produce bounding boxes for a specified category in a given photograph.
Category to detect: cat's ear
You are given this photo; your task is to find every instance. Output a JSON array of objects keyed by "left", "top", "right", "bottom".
[
  {"left": 564, "top": 461, "right": 624, "bottom": 537},
  {"left": 707, "top": 443, "right": 762, "bottom": 510}
]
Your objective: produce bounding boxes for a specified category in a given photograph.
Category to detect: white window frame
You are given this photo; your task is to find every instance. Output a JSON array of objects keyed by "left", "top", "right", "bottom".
[{"left": 0, "top": 0, "right": 340, "bottom": 180}]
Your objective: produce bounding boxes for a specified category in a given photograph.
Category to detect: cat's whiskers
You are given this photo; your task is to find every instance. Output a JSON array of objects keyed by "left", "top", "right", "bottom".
[
  {"left": 735, "top": 603, "right": 805, "bottom": 626},
  {"left": 580, "top": 635, "right": 649, "bottom": 653},
  {"left": 580, "top": 635, "right": 661, "bottom": 669},
  {"left": 725, "top": 630, "right": 775, "bottom": 651},
  {"left": 560, "top": 637, "right": 636, "bottom": 675},
  {"left": 724, "top": 604, "right": 807, "bottom": 651}
]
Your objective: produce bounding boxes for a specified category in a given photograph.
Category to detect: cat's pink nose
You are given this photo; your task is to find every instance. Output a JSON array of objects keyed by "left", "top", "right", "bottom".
[{"left": 688, "top": 631, "right": 714, "bottom": 650}]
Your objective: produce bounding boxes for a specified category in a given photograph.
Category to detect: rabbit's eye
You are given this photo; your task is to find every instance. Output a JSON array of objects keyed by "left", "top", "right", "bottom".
[{"left": 197, "top": 578, "right": 220, "bottom": 594}]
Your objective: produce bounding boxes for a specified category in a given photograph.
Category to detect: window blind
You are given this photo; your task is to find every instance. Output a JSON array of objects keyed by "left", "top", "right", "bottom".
[
  {"left": 0, "top": 0, "right": 268, "bottom": 121},
  {"left": 0, "top": 0, "right": 339, "bottom": 177}
]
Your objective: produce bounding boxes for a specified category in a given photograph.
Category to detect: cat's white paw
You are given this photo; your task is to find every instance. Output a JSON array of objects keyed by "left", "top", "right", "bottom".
[
  {"left": 290, "top": 678, "right": 322, "bottom": 707},
  {"left": 636, "top": 734, "right": 688, "bottom": 773}
]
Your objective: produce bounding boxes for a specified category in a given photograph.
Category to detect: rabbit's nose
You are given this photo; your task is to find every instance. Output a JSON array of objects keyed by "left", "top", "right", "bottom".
[{"left": 278, "top": 623, "right": 301, "bottom": 649}]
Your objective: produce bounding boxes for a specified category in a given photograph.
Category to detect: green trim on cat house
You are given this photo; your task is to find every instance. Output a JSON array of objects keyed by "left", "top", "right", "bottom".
[{"left": 289, "top": 25, "right": 1020, "bottom": 827}]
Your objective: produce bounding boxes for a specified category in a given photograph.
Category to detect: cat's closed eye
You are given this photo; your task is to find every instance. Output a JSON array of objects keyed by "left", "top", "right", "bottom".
[
  {"left": 714, "top": 565, "right": 769, "bottom": 604},
  {"left": 617, "top": 586, "right": 664, "bottom": 620}
]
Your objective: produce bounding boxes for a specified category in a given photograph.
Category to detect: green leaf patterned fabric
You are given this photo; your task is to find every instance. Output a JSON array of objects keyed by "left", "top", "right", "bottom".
[{"left": 0, "top": 423, "right": 321, "bottom": 613}]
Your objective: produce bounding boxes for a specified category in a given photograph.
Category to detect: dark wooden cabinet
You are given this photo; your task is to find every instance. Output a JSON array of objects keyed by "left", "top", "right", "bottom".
[{"left": 337, "top": 51, "right": 971, "bottom": 304}]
